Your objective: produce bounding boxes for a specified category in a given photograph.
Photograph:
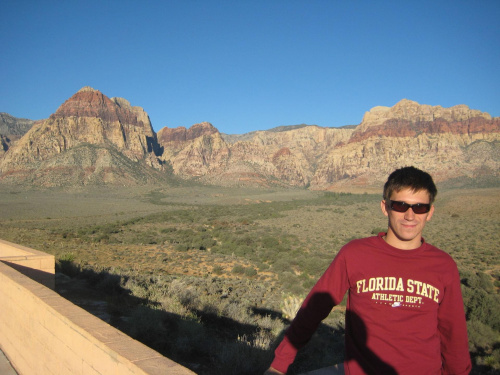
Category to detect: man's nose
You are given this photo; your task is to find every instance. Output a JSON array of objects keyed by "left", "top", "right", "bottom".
[{"left": 404, "top": 207, "right": 416, "bottom": 220}]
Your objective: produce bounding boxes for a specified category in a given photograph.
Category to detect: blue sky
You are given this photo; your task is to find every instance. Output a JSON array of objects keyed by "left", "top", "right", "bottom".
[{"left": 1, "top": 1, "right": 499, "bottom": 134}]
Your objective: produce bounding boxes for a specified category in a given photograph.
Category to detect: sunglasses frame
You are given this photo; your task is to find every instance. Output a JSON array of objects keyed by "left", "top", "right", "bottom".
[{"left": 388, "top": 200, "right": 431, "bottom": 214}]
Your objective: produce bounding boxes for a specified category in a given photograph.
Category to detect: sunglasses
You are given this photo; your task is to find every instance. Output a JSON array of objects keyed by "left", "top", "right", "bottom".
[{"left": 388, "top": 200, "right": 431, "bottom": 214}]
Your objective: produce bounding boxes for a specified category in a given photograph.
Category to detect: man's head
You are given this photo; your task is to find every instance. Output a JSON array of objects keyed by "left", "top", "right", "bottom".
[
  {"left": 383, "top": 166, "right": 437, "bottom": 204},
  {"left": 381, "top": 166, "right": 437, "bottom": 249}
]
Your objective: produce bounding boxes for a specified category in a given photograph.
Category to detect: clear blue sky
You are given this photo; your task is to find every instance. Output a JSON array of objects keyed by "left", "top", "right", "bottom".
[{"left": 1, "top": 1, "right": 499, "bottom": 134}]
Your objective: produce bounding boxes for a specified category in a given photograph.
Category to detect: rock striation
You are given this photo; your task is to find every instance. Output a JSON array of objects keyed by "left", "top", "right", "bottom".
[
  {"left": 1, "top": 89, "right": 498, "bottom": 189},
  {"left": 306, "top": 99, "right": 500, "bottom": 189},
  {"left": 351, "top": 99, "right": 497, "bottom": 143},
  {"left": 0, "top": 87, "right": 164, "bottom": 186}
]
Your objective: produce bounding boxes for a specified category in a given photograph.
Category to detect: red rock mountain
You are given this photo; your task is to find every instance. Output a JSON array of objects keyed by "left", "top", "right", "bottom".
[
  {"left": 0, "top": 88, "right": 498, "bottom": 188},
  {"left": 0, "top": 87, "right": 164, "bottom": 186}
]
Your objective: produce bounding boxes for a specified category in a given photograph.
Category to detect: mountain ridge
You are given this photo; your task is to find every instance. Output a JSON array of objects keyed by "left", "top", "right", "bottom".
[{"left": 1, "top": 87, "right": 498, "bottom": 189}]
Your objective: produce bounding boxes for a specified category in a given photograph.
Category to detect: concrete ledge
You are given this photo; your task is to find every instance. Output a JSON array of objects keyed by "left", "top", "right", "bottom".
[
  {"left": 0, "top": 245, "right": 195, "bottom": 375},
  {"left": 0, "top": 239, "right": 55, "bottom": 289}
]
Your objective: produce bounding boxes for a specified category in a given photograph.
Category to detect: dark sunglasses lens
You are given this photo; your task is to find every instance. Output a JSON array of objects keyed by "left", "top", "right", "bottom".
[
  {"left": 390, "top": 201, "right": 430, "bottom": 214},
  {"left": 391, "top": 201, "right": 409, "bottom": 212},
  {"left": 412, "top": 204, "right": 431, "bottom": 214}
]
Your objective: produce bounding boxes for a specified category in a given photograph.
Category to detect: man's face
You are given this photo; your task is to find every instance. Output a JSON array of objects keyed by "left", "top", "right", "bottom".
[{"left": 381, "top": 187, "right": 434, "bottom": 250}]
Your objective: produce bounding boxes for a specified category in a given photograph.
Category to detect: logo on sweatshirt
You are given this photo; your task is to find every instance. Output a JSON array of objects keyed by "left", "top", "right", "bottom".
[{"left": 355, "top": 276, "right": 441, "bottom": 307}]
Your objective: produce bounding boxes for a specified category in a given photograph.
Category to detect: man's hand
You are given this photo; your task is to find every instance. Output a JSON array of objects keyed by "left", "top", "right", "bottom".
[{"left": 264, "top": 367, "right": 284, "bottom": 375}]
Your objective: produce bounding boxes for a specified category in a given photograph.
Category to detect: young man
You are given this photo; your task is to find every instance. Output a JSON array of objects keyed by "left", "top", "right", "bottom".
[{"left": 266, "top": 166, "right": 471, "bottom": 375}]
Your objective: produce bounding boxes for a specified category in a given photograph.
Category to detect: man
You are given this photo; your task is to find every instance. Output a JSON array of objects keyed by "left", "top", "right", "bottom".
[{"left": 266, "top": 166, "right": 471, "bottom": 375}]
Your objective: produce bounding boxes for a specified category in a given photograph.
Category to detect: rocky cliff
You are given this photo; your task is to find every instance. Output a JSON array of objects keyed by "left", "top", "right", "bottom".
[
  {"left": 0, "top": 112, "right": 35, "bottom": 136},
  {"left": 0, "top": 113, "right": 36, "bottom": 158},
  {"left": 0, "top": 87, "right": 165, "bottom": 186},
  {"left": 1, "top": 89, "right": 498, "bottom": 189},
  {"left": 311, "top": 99, "right": 500, "bottom": 189}
]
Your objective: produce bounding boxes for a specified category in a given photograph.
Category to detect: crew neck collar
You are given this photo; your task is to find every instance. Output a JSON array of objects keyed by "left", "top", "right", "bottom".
[{"left": 377, "top": 232, "right": 427, "bottom": 252}]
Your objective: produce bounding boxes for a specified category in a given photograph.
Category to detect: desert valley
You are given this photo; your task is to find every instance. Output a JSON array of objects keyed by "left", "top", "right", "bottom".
[{"left": 0, "top": 88, "right": 499, "bottom": 374}]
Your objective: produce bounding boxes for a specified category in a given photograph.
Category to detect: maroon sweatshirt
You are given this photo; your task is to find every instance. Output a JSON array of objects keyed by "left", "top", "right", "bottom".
[{"left": 271, "top": 234, "right": 471, "bottom": 374}]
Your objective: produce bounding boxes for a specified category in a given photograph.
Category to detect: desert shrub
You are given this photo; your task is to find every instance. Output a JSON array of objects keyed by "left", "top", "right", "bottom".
[
  {"left": 123, "top": 277, "right": 150, "bottom": 299},
  {"left": 201, "top": 237, "right": 217, "bottom": 250},
  {"left": 245, "top": 267, "right": 258, "bottom": 277},
  {"left": 233, "top": 244, "right": 253, "bottom": 257},
  {"left": 56, "top": 252, "right": 80, "bottom": 277},
  {"left": 323, "top": 192, "right": 352, "bottom": 200},
  {"left": 175, "top": 243, "right": 189, "bottom": 252},
  {"left": 262, "top": 235, "right": 280, "bottom": 249},
  {"left": 213, "top": 265, "right": 224, "bottom": 275},
  {"left": 273, "top": 258, "right": 292, "bottom": 273},
  {"left": 254, "top": 262, "right": 268, "bottom": 271},
  {"left": 88, "top": 272, "right": 124, "bottom": 294},
  {"left": 160, "top": 227, "right": 177, "bottom": 233},
  {"left": 127, "top": 305, "right": 165, "bottom": 342},
  {"left": 281, "top": 294, "right": 304, "bottom": 320},
  {"left": 301, "top": 256, "right": 330, "bottom": 276},
  {"left": 222, "top": 301, "right": 248, "bottom": 322},
  {"left": 467, "top": 320, "right": 500, "bottom": 351},
  {"left": 302, "top": 277, "right": 316, "bottom": 290},
  {"left": 477, "top": 272, "right": 495, "bottom": 293},
  {"left": 257, "top": 313, "right": 285, "bottom": 335},
  {"left": 212, "top": 335, "right": 273, "bottom": 375},
  {"left": 462, "top": 271, "right": 496, "bottom": 293},
  {"left": 235, "top": 235, "right": 255, "bottom": 247},
  {"left": 463, "top": 287, "right": 500, "bottom": 330},
  {"left": 279, "top": 272, "right": 304, "bottom": 295},
  {"left": 131, "top": 231, "right": 159, "bottom": 245},
  {"left": 232, "top": 265, "right": 246, "bottom": 275},
  {"left": 169, "top": 281, "right": 200, "bottom": 309},
  {"left": 58, "top": 252, "right": 76, "bottom": 262}
]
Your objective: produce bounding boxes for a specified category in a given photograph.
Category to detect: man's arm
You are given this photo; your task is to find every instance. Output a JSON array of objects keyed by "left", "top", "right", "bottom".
[
  {"left": 269, "top": 249, "right": 350, "bottom": 373},
  {"left": 438, "top": 264, "right": 472, "bottom": 375}
]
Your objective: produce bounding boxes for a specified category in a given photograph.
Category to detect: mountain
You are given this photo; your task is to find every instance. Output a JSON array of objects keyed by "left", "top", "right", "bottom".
[
  {"left": 0, "top": 113, "right": 36, "bottom": 158},
  {"left": 1, "top": 88, "right": 498, "bottom": 189},
  {"left": 310, "top": 99, "right": 500, "bottom": 189},
  {"left": 0, "top": 112, "right": 35, "bottom": 136},
  {"left": 0, "top": 87, "right": 166, "bottom": 186}
]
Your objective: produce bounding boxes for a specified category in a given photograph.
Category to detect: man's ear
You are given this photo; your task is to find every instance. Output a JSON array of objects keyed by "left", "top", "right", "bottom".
[
  {"left": 426, "top": 205, "right": 435, "bottom": 222},
  {"left": 381, "top": 200, "right": 389, "bottom": 217}
]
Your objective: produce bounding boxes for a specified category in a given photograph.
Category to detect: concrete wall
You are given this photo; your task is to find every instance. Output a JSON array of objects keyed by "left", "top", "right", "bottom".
[
  {"left": 0, "top": 240, "right": 195, "bottom": 375},
  {"left": 0, "top": 239, "right": 55, "bottom": 289}
]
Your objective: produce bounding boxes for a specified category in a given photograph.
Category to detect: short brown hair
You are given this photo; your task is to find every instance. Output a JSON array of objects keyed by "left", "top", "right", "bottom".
[{"left": 383, "top": 166, "right": 437, "bottom": 204}]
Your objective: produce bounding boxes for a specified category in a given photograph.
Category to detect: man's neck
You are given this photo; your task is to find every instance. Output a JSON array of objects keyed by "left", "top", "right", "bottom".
[{"left": 383, "top": 231, "right": 423, "bottom": 250}]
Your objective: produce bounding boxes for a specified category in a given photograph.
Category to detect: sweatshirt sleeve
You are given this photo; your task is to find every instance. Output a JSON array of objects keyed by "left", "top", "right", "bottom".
[
  {"left": 270, "top": 249, "right": 350, "bottom": 373},
  {"left": 438, "top": 263, "right": 471, "bottom": 375}
]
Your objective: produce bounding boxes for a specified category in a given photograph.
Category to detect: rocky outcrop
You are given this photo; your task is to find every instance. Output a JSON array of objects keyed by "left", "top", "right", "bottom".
[
  {"left": 0, "top": 113, "right": 36, "bottom": 157},
  {"left": 155, "top": 101, "right": 499, "bottom": 189},
  {"left": 308, "top": 100, "right": 500, "bottom": 189},
  {"left": 0, "top": 112, "right": 35, "bottom": 136},
  {"left": 1, "top": 90, "right": 498, "bottom": 189},
  {"left": 158, "top": 122, "right": 219, "bottom": 143},
  {"left": 351, "top": 99, "right": 497, "bottom": 142},
  {"left": 156, "top": 124, "right": 354, "bottom": 187},
  {"left": 0, "top": 87, "right": 164, "bottom": 186}
]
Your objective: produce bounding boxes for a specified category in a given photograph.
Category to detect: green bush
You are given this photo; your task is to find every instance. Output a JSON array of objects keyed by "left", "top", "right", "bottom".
[
  {"left": 232, "top": 265, "right": 246, "bottom": 274},
  {"left": 463, "top": 287, "right": 500, "bottom": 330},
  {"left": 245, "top": 267, "right": 258, "bottom": 277},
  {"left": 467, "top": 320, "right": 499, "bottom": 351},
  {"left": 56, "top": 252, "right": 80, "bottom": 277}
]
